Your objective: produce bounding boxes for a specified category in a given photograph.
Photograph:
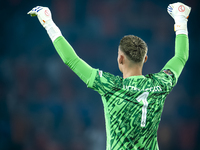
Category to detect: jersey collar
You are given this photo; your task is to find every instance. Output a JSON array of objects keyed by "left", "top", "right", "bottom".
[{"left": 124, "top": 75, "right": 145, "bottom": 80}]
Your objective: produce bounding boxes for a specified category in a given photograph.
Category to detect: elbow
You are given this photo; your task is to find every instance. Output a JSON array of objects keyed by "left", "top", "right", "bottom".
[
  {"left": 63, "top": 60, "right": 68, "bottom": 65},
  {"left": 185, "top": 55, "right": 189, "bottom": 63},
  {"left": 63, "top": 58, "right": 80, "bottom": 70},
  {"left": 178, "top": 54, "right": 189, "bottom": 65},
  {"left": 184, "top": 52, "right": 189, "bottom": 63},
  {"left": 174, "top": 52, "right": 189, "bottom": 66}
]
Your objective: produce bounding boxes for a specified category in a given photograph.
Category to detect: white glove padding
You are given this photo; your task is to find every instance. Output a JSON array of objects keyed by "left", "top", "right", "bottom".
[
  {"left": 167, "top": 2, "right": 191, "bottom": 20},
  {"left": 28, "top": 6, "right": 62, "bottom": 42},
  {"left": 27, "top": 6, "right": 53, "bottom": 29},
  {"left": 167, "top": 2, "right": 191, "bottom": 35}
]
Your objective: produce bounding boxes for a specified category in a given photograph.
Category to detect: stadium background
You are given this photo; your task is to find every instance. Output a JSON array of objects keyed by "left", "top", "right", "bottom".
[{"left": 0, "top": 0, "right": 200, "bottom": 149}]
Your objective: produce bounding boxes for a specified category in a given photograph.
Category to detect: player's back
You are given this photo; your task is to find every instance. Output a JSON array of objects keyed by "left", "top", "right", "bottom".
[{"left": 95, "top": 70, "right": 176, "bottom": 150}]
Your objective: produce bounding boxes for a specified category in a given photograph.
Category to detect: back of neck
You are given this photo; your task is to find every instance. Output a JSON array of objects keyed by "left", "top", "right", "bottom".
[{"left": 122, "top": 66, "right": 143, "bottom": 79}]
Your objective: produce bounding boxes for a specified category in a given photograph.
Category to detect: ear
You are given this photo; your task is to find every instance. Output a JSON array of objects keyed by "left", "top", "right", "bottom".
[
  {"left": 144, "top": 55, "right": 148, "bottom": 63},
  {"left": 119, "top": 54, "right": 124, "bottom": 64}
]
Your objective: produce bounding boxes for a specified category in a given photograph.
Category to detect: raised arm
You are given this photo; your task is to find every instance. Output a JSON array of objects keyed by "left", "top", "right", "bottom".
[
  {"left": 53, "top": 36, "right": 95, "bottom": 84},
  {"left": 27, "top": 6, "right": 94, "bottom": 85},
  {"left": 163, "top": 2, "right": 191, "bottom": 82},
  {"left": 163, "top": 34, "right": 189, "bottom": 80}
]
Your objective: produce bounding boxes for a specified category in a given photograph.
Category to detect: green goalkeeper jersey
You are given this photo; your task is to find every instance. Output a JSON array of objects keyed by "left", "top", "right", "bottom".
[
  {"left": 53, "top": 34, "right": 189, "bottom": 150},
  {"left": 87, "top": 69, "right": 176, "bottom": 150}
]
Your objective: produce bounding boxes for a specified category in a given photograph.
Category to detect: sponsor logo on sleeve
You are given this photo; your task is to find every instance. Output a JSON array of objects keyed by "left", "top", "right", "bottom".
[
  {"left": 98, "top": 70, "right": 103, "bottom": 77},
  {"left": 163, "top": 69, "right": 173, "bottom": 75}
]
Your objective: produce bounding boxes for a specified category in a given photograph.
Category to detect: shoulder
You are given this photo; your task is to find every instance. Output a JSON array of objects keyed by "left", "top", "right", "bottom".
[
  {"left": 97, "top": 70, "right": 123, "bottom": 85},
  {"left": 145, "top": 69, "right": 176, "bottom": 90},
  {"left": 88, "top": 69, "right": 123, "bottom": 92}
]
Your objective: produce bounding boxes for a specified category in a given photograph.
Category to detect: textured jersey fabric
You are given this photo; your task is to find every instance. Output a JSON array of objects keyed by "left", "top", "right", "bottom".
[{"left": 87, "top": 69, "right": 176, "bottom": 150}]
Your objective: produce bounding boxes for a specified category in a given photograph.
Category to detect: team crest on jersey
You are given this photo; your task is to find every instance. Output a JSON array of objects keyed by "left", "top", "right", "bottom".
[
  {"left": 163, "top": 69, "right": 173, "bottom": 75},
  {"left": 98, "top": 70, "right": 103, "bottom": 77}
]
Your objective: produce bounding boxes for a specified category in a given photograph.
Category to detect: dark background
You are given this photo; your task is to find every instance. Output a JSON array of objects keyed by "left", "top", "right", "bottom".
[{"left": 0, "top": 0, "right": 200, "bottom": 149}]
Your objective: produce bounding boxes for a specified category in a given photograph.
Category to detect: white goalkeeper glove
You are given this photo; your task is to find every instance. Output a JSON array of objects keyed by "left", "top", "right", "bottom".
[
  {"left": 167, "top": 2, "right": 191, "bottom": 35},
  {"left": 27, "top": 6, "right": 62, "bottom": 42}
]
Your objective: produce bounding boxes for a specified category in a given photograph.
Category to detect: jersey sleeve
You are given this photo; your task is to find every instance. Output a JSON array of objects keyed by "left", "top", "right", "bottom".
[
  {"left": 87, "top": 69, "right": 123, "bottom": 95},
  {"left": 53, "top": 36, "right": 94, "bottom": 85},
  {"left": 147, "top": 69, "right": 176, "bottom": 92},
  {"left": 162, "top": 34, "right": 189, "bottom": 83},
  {"left": 52, "top": 36, "right": 122, "bottom": 95}
]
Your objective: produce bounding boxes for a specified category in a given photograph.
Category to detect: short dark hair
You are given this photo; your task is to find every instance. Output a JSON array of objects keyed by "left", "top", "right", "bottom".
[{"left": 119, "top": 35, "right": 147, "bottom": 63}]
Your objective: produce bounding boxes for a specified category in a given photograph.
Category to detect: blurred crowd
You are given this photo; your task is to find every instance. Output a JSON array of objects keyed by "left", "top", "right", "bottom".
[{"left": 0, "top": 0, "right": 200, "bottom": 149}]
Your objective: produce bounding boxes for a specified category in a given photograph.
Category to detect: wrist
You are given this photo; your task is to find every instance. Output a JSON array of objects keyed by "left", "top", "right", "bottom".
[
  {"left": 43, "top": 19, "right": 54, "bottom": 30},
  {"left": 45, "top": 20, "right": 62, "bottom": 42},
  {"left": 174, "top": 16, "right": 188, "bottom": 35},
  {"left": 174, "top": 16, "right": 187, "bottom": 24}
]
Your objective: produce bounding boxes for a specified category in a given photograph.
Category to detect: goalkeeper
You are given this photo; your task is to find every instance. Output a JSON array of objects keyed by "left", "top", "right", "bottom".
[{"left": 28, "top": 2, "right": 191, "bottom": 150}]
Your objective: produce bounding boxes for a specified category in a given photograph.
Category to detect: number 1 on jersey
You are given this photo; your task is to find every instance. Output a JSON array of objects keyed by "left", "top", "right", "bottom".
[{"left": 136, "top": 92, "right": 149, "bottom": 127}]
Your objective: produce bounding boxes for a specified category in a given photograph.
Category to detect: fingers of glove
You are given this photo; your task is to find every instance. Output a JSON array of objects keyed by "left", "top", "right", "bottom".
[
  {"left": 27, "top": 11, "right": 37, "bottom": 16},
  {"left": 31, "top": 6, "right": 43, "bottom": 12},
  {"left": 27, "top": 6, "right": 43, "bottom": 16},
  {"left": 167, "top": 5, "right": 173, "bottom": 13},
  {"left": 167, "top": 5, "right": 174, "bottom": 18}
]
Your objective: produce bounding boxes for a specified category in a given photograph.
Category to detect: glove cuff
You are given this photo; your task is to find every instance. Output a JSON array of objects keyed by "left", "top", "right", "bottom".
[
  {"left": 174, "top": 16, "right": 188, "bottom": 35},
  {"left": 45, "top": 21, "right": 62, "bottom": 42},
  {"left": 174, "top": 23, "right": 188, "bottom": 35}
]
